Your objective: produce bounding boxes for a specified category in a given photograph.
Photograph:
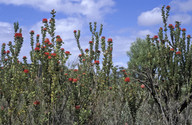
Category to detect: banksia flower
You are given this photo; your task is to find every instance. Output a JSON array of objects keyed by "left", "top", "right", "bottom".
[
  {"left": 168, "top": 24, "right": 174, "bottom": 29},
  {"left": 187, "top": 35, "right": 191, "bottom": 38},
  {"left": 154, "top": 35, "right": 158, "bottom": 39},
  {"left": 36, "top": 43, "right": 40, "bottom": 47},
  {"left": 56, "top": 38, "right": 62, "bottom": 43},
  {"left": 141, "top": 84, "right": 145, "bottom": 88},
  {"left": 51, "top": 53, "right": 56, "bottom": 57},
  {"left": 30, "top": 30, "right": 34, "bottom": 34},
  {"left": 74, "top": 30, "right": 77, "bottom": 33},
  {"left": 166, "top": 5, "right": 170, "bottom": 10},
  {"left": 23, "top": 56, "right": 27, "bottom": 59},
  {"left": 108, "top": 38, "right": 112, "bottom": 43},
  {"left": 44, "top": 52, "right": 49, "bottom": 56},
  {"left": 176, "top": 51, "right": 181, "bottom": 55},
  {"left": 37, "top": 34, "right": 40, "bottom": 37},
  {"left": 43, "top": 28, "right": 47, "bottom": 31},
  {"left": 74, "top": 69, "right": 78, "bottom": 72},
  {"left": 182, "top": 28, "right": 186, "bottom": 31},
  {"left": 94, "top": 60, "right": 100, "bottom": 64},
  {"left": 33, "top": 100, "right": 40, "bottom": 105},
  {"left": 65, "top": 51, "right": 70, "bottom": 55},
  {"left": 6, "top": 50, "right": 10, "bottom": 54},
  {"left": 124, "top": 77, "right": 130, "bottom": 82},
  {"left": 35, "top": 47, "right": 40, "bottom": 52},
  {"left": 48, "top": 56, "right": 51, "bottom": 59},
  {"left": 69, "top": 78, "right": 73, "bottom": 82},
  {"left": 89, "top": 41, "right": 93, "bottom": 44},
  {"left": 75, "top": 105, "right": 80, "bottom": 110},
  {"left": 15, "top": 33, "right": 22, "bottom": 38},
  {"left": 85, "top": 48, "right": 89, "bottom": 52},
  {"left": 24, "top": 69, "right": 29, "bottom": 73},
  {"left": 101, "top": 36, "right": 105, "bottom": 39},
  {"left": 42, "top": 18, "right": 48, "bottom": 23},
  {"left": 79, "top": 54, "right": 82, "bottom": 57},
  {"left": 73, "top": 78, "right": 78, "bottom": 83}
]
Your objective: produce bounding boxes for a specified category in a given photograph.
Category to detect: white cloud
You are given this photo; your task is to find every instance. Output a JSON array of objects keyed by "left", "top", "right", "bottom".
[
  {"left": 168, "top": 14, "right": 192, "bottom": 25},
  {"left": 170, "top": 0, "right": 192, "bottom": 12},
  {"left": 0, "top": 0, "right": 116, "bottom": 22},
  {"left": 138, "top": 7, "right": 162, "bottom": 26},
  {"left": 138, "top": 30, "right": 154, "bottom": 38},
  {"left": 0, "top": 22, "right": 14, "bottom": 42}
]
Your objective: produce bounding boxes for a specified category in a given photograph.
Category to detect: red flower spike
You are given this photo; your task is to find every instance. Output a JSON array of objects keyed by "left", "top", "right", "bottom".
[
  {"left": 30, "top": 30, "right": 34, "bottom": 34},
  {"left": 187, "top": 35, "right": 191, "bottom": 38},
  {"left": 69, "top": 78, "right": 73, "bottom": 82},
  {"left": 48, "top": 42, "right": 52, "bottom": 46},
  {"left": 65, "top": 51, "right": 70, "bottom": 55},
  {"left": 159, "top": 27, "right": 163, "bottom": 30},
  {"left": 74, "top": 30, "right": 77, "bottom": 33},
  {"left": 44, "top": 52, "right": 49, "bottom": 56},
  {"left": 154, "top": 35, "right": 158, "bottom": 39},
  {"left": 182, "top": 28, "right": 186, "bottom": 31},
  {"left": 82, "top": 59, "right": 85, "bottom": 61},
  {"left": 36, "top": 43, "right": 40, "bottom": 47},
  {"left": 48, "top": 56, "right": 51, "bottom": 59},
  {"left": 170, "top": 48, "right": 174, "bottom": 51},
  {"left": 33, "top": 100, "right": 40, "bottom": 105},
  {"left": 24, "top": 69, "right": 29, "bottom": 73},
  {"left": 176, "top": 51, "right": 181, "bottom": 55},
  {"left": 42, "top": 18, "right": 48, "bottom": 23},
  {"left": 108, "top": 38, "right": 112, "bottom": 43},
  {"left": 94, "top": 60, "right": 100, "bottom": 64},
  {"left": 166, "top": 5, "right": 170, "bottom": 10},
  {"left": 75, "top": 105, "right": 80, "bottom": 110},
  {"left": 35, "top": 47, "right": 40, "bottom": 51},
  {"left": 37, "top": 34, "right": 40, "bottom": 37},
  {"left": 73, "top": 78, "right": 78, "bottom": 83},
  {"left": 15, "top": 33, "right": 22, "bottom": 38},
  {"left": 23, "top": 56, "right": 27, "bottom": 59},
  {"left": 64, "top": 73, "right": 68, "bottom": 76},
  {"left": 89, "top": 41, "right": 93, "bottom": 44},
  {"left": 122, "top": 69, "right": 126, "bottom": 72},
  {"left": 85, "top": 48, "right": 89, "bottom": 52},
  {"left": 124, "top": 77, "right": 130, "bottom": 82},
  {"left": 74, "top": 69, "right": 78, "bottom": 72},
  {"left": 79, "top": 54, "right": 82, "bottom": 57},
  {"left": 6, "top": 50, "right": 10, "bottom": 54},
  {"left": 43, "top": 28, "right": 47, "bottom": 31},
  {"left": 101, "top": 36, "right": 105, "bottom": 39},
  {"left": 141, "top": 84, "right": 145, "bottom": 88},
  {"left": 51, "top": 53, "right": 56, "bottom": 57},
  {"left": 61, "top": 48, "right": 64, "bottom": 51}
]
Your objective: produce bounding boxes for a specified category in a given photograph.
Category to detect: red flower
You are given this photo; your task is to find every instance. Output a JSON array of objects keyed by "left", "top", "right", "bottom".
[
  {"left": 44, "top": 38, "right": 50, "bottom": 44},
  {"left": 82, "top": 73, "right": 86, "bottom": 75},
  {"left": 44, "top": 52, "right": 49, "bottom": 56},
  {"left": 168, "top": 24, "right": 174, "bottom": 28},
  {"left": 89, "top": 41, "right": 93, "bottom": 44},
  {"left": 176, "top": 51, "right": 181, "bottom": 55},
  {"left": 42, "top": 18, "right": 48, "bottom": 23},
  {"left": 24, "top": 69, "right": 29, "bottom": 73},
  {"left": 94, "top": 60, "right": 100, "bottom": 64},
  {"left": 73, "top": 78, "right": 78, "bottom": 83},
  {"left": 154, "top": 35, "right": 158, "bottom": 39},
  {"left": 48, "top": 56, "right": 51, "bottom": 59},
  {"left": 48, "top": 42, "right": 52, "bottom": 46},
  {"left": 108, "top": 38, "right": 112, "bottom": 43},
  {"left": 182, "top": 28, "right": 186, "bottom": 31},
  {"left": 166, "top": 5, "right": 170, "bottom": 10},
  {"left": 37, "top": 34, "right": 40, "bottom": 37},
  {"left": 56, "top": 38, "right": 62, "bottom": 43},
  {"left": 3, "top": 50, "right": 6, "bottom": 54},
  {"left": 15, "top": 33, "right": 22, "bottom": 38},
  {"left": 35, "top": 47, "right": 40, "bottom": 51},
  {"left": 85, "top": 48, "right": 89, "bottom": 52},
  {"left": 170, "top": 48, "right": 174, "bottom": 51},
  {"left": 43, "top": 28, "right": 47, "bottom": 31},
  {"left": 30, "top": 30, "right": 34, "bottom": 34},
  {"left": 187, "top": 35, "right": 191, "bottom": 38},
  {"left": 124, "top": 77, "right": 130, "bottom": 82},
  {"left": 61, "top": 48, "right": 64, "bottom": 51},
  {"left": 159, "top": 27, "right": 163, "bottom": 30},
  {"left": 74, "top": 30, "right": 77, "bottom": 33},
  {"left": 121, "top": 69, "right": 126, "bottom": 72},
  {"left": 4, "top": 58, "right": 8, "bottom": 62},
  {"left": 23, "top": 56, "right": 27, "bottom": 59},
  {"left": 56, "top": 35, "right": 60, "bottom": 38},
  {"left": 75, "top": 105, "right": 80, "bottom": 110},
  {"left": 101, "top": 36, "right": 105, "bottom": 39},
  {"left": 74, "top": 69, "right": 78, "bottom": 72},
  {"left": 36, "top": 43, "right": 40, "bottom": 47},
  {"left": 141, "top": 84, "right": 145, "bottom": 88},
  {"left": 33, "top": 100, "right": 40, "bottom": 105},
  {"left": 69, "top": 78, "right": 73, "bottom": 82},
  {"left": 79, "top": 54, "right": 82, "bottom": 57},
  {"left": 51, "top": 53, "right": 56, "bottom": 57},
  {"left": 6, "top": 50, "right": 10, "bottom": 54},
  {"left": 64, "top": 73, "right": 68, "bottom": 76},
  {"left": 82, "top": 59, "right": 85, "bottom": 61},
  {"left": 65, "top": 51, "right": 70, "bottom": 55}
]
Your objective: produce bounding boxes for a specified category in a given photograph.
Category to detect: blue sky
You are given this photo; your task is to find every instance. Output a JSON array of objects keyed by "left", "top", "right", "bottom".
[{"left": 0, "top": 0, "right": 191, "bottom": 68}]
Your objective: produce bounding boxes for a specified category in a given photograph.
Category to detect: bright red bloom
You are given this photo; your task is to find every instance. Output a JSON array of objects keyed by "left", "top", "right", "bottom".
[
  {"left": 122, "top": 69, "right": 126, "bottom": 72},
  {"left": 108, "top": 38, "right": 112, "bottom": 43},
  {"left": 33, "top": 100, "right": 40, "bottom": 105},
  {"left": 168, "top": 24, "right": 174, "bottom": 28},
  {"left": 24, "top": 69, "right": 29, "bottom": 73},
  {"left": 154, "top": 35, "right": 158, "bottom": 39},
  {"left": 43, "top": 28, "right": 47, "bottom": 31},
  {"left": 36, "top": 43, "right": 40, "bottom": 47},
  {"left": 6, "top": 50, "right": 10, "bottom": 54},
  {"left": 176, "top": 51, "right": 181, "bottom": 55},
  {"left": 51, "top": 53, "right": 56, "bottom": 57},
  {"left": 15, "top": 33, "right": 22, "bottom": 38},
  {"left": 48, "top": 42, "right": 52, "bottom": 46},
  {"left": 35, "top": 47, "right": 40, "bottom": 51},
  {"left": 56, "top": 35, "right": 60, "bottom": 38},
  {"left": 65, "top": 51, "right": 70, "bottom": 55},
  {"left": 69, "top": 78, "right": 73, "bottom": 82},
  {"left": 37, "top": 34, "right": 40, "bottom": 37},
  {"left": 166, "top": 5, "right": 170, "bottom": 10},
  {"left": 74, "top": 30, "right": 77, "bottom": 33},
  {"left": 82, "top": 59, "right": 85, "bottom": 61},
  {"left": 79, "top": 54, "right": 82, "bottom": 57},
  {"left": 187, "top": 35, "right": 191, "bottom": 38},
  {"left": 64, "top": 73, "right": 68, "bottom": 76},
  {"left": 73, "top": 78, "right": 78, "bottom": 83},
  {"left": 30, "top": 30, "right": 34, "bottom": 34},
  {"left": 94, "top": 60, "right": 100, "bottom": 64},
  {"left": 44, "top": 38, "right": 50, "bottom": 44},
  {"left": 159, "top": 27, "right": 163, "bottom": 30},
  {"left": 75, "top": 105, "right": 80, "bottom": 110},
  {"left": 44, "top": 52, "right": 49, "bottom": 56},
  {"left": 56, "top": 38, "right": 62, "bottom": 43},
  {"left": 42, "top": 18, "right": 48, "bottom": 23},
  {"left": 141, "top": 84, "right": 145, "bottom": 88},
  {"left": 85, "top": 48, "right": 89, "bottom": 52},
  {"left": 124, "top": 77, "right": 130, "bottom": 82},
  {"left": 48, "top": 56, "right": 51, "bottom": 59},
  {"left": 61, "top": 48, "right": 64, "bottom": 51},
  {"left": 74, "top": 69, "right": 78, "bottom": 72},
  {"left": 89, "top": 41, "right": 93, "bottom": 44},
  {"left": 101, "top": 36, "right": 105, "bottom": 39},
  {"left": 23, "top": 56, "right": 27, "bottom": 59},
  {"left": 182, "top": 28, "right": 186, "bottom": 31}
]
